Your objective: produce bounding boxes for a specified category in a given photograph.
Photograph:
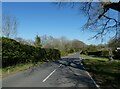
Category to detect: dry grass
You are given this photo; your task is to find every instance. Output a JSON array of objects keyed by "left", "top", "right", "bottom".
[{"left": 2, "top": 62, "right": 45, "bottom": 78}]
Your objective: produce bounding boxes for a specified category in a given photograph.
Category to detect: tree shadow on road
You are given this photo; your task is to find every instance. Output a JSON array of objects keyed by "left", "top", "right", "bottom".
[
  {"left": 54, "top": 58, "right": 98, "bottom": 89},
  {"left": 66, "top": 73, "right": 98, "bottom": 89},
  {"left": 54, "top": 58, "right": 85, "bottom": 70}
]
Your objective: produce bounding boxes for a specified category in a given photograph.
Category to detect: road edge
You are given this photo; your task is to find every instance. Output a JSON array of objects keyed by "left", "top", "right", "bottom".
[{"left": 79, "top": 56, "right": 100, "bottom": 89}]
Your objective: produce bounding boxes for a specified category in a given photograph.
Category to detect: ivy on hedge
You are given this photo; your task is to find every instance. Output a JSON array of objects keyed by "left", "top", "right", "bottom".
[{"left": 2, "top": 37, "right": 61, "bottom": 68}]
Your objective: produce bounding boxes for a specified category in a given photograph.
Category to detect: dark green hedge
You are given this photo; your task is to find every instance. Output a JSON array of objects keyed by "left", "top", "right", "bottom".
[
  {"left": 81, "top": 49, "right": 120, "bottom": 60},
  {"left": 2, "top": 37, "right": 61, "bottom": 68},
  {"left": 85, "top": 50, "right": 111, "bottom": 57},
  {"left": 87, "top": 51, "right": 102, "bottom": 56}
]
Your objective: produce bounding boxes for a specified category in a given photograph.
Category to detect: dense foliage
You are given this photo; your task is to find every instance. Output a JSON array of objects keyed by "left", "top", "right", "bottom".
[{"left": 2, "top": 37, "right": 61, "bottom": 68}]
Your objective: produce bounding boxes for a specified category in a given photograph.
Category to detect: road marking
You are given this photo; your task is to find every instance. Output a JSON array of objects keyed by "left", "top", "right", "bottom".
[
  {"left": 42, "top": 64, "right": 62, "bottom": 83},
  {"left": 80, "top": 58, "right": 100, "bottom": 89},
  {"left": 86, "top": 71, "right": 100, "bottom": 89},
  {"left": 42, "top": 69, "right": 57, "bottom": 82},
  {"left": 58, "top": 64, "right": 62, "bottom": 67}
]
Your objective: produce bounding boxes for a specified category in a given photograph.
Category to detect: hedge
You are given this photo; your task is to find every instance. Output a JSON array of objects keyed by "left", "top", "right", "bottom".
[
  {"left": 2, "top": 37, "right": 61, "bottom": 68},
  {"left": 81, "top": 49, "right": 120, "bottom": 60},
  {"left": 87, "top": 51, "right": 102, "bottom": 56}
]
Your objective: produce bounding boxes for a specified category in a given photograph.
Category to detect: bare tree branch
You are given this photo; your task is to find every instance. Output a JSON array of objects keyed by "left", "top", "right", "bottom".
[
  {"left": 55, "top": 1, "right": 120, "bottom": 41},
  {"left": 2, "top": 15, "right": 18, "bottom": 38}
]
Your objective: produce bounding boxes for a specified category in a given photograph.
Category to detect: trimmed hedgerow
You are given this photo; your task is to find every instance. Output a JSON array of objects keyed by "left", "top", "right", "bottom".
[{"left": 2, "top": 37, "right": 61, "bottom": 68}]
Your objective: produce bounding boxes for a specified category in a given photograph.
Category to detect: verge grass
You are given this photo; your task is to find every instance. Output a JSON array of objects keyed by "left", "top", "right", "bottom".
[
  {"left": 2, "top": 61, "right": 45, "bottom": 78},
  {"left": 81, "top": 54, "right": 120, "bottom": 89}
]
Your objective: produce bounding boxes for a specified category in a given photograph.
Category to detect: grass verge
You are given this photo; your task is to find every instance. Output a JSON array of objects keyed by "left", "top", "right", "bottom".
[
  {"left": 1, "top": 61, "right": 45, "bottom": 78},
  {"left": 81, "top": 54, "right": 120, "bottom": 89}
]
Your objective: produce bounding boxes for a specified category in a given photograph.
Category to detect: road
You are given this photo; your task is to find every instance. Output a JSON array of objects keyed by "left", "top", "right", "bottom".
[{"left": 2, "top": 52, "right": 98, "bottom": 88}]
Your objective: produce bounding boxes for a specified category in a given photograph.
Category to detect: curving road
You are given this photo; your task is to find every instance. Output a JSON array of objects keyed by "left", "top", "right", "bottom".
[{"left": 2, "top": 52, "right": 98, "bottom": 89}]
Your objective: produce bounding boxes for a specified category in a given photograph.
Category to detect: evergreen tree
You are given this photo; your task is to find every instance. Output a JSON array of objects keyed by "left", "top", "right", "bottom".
[{"left": 35, "top": 35, "right": 41, "bottom": 47}]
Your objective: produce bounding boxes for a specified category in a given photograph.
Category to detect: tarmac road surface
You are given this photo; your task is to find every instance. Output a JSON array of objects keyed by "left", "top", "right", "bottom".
[{"left": 2, "top": 52, "right": 98, "bottom": 89}]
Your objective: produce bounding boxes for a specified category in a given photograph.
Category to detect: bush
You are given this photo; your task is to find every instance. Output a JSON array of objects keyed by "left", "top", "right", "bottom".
[
  {"left": 87, "top": 51, "right": 102, "bottom": 56},
  {"left": 2, "top": 37, "right": 61, "bottom": 68}
]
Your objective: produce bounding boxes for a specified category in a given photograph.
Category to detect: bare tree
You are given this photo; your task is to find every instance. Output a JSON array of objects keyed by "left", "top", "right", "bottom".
[
  {"left": 81, "top": 1, "right": 120, "bottom": 39},
  {"left": 55, "top": 1, "right": 120, "bottom": 40},
  {"left": 72, "top": 39, "right": 85, "bottom": 51},
  {"left": 41, "top": 35, "right": 86, "bottom": 53},
  {"left": 15, "top": 37, "right": 34, "bottom": 45},
  {"left": 108, "top": 37, "right": 120, "bottom": 50},
  {"left": 2, "top": 15, "right": 17, "bottom": 38}
]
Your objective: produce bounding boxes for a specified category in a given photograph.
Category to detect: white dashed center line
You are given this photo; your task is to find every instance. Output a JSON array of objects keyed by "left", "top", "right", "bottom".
[{"left": 42, "top": 64, "right": 62, "bottom": 82}]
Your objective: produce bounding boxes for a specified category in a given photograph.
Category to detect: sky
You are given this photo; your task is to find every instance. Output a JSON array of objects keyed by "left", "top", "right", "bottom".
[{"left": 2, "top": 2, "right": 118, "bottom": 45}]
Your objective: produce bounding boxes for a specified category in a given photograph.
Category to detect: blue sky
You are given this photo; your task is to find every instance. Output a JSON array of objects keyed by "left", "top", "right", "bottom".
[{"left": 2, "top": 2, "right": 117, "bottom": 45}]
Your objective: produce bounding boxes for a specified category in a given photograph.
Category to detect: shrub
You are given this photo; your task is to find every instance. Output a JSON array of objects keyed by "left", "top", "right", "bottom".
[{"left": 87, "top": 51, "right": 102, "bottom": 56}]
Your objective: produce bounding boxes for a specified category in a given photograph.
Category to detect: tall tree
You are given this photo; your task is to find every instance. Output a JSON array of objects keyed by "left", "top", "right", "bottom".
[
  {"left": 41, "top": 35, "right": 86, "bottom": 52},
  {"left": 34, "top": 35, "right": 41, "bottom": 47},
  {"left": 56, "top": 1, "right": 120, "bottom": 40},
  {"left": 2, "top": 15, "right": 17, "bottom": 38}
]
